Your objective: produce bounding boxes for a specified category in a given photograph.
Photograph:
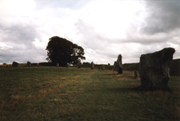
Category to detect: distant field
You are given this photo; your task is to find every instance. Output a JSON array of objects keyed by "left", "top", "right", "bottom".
[{"left": 0, "top": 67, "right": 179, "bottom": 121}]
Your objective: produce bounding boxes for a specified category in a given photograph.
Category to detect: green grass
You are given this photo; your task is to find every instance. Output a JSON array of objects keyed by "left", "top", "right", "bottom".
[{"left": 0, "top": 67, "right": 179, "bottom": 121}]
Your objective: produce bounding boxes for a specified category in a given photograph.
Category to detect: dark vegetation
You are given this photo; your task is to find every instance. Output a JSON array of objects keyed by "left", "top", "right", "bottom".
[{"left": 46, "top": 36, "right": 85, "bottom": 66}]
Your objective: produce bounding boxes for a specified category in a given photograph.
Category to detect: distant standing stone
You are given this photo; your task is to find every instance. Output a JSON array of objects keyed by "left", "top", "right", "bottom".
[
  {"left": 12, "top": 61, "right": 18, "bottom": 67},
  {"left": 36, "top": 63, "right": 39, "bottom": 67},
  {"left": 77, "top": 59, "right": 81, "bottom": 68},
  {"left": 114, "top": 54, "right": 123, "bottom": 74},
  {"left": 56, "top": 63, "right": 59, "bottom": 67},
  {"left": 27, "top": 61, "right": 31, "bottom": 67},
  {"left": 102, "top": 65, "right": 105, "bottom": 70},
  {"left": 91, "top": 62, "right": 94, "bottom": 69},
  {"left": 134, "top": 71, "right": 138, "bottom": 79},
  {"left": 139, "top": 47, "right": 175, "bottom": 89}
]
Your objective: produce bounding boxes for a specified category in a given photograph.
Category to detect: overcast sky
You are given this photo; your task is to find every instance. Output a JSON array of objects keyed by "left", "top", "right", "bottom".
[{"left": 0, "top": 0, "right": 179, "bottom": 65}]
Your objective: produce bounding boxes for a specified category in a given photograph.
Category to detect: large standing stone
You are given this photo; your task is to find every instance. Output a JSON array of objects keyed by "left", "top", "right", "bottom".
[
  {"left": 114, "top": 54, "right": 123, "bottom": 74},
  {"left": 139, "top": 47, "right": 175, "bottom": 89},
  {"left": 91, "top": 62, "right": 94, "bottom": 69},
  {"left": 12, "top": 61, "right": 18, "bottom": 67}
]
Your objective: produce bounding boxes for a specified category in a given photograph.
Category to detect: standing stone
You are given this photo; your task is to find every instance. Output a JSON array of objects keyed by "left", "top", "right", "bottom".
[
  {"left": 139, "top": 47, "right": 175, "bottom": 89},
  {"left": 114, "top": 54, "right": 123, "bottom": 74},
  {"left": 12, "top": 61, "right": 18, "bottom": 67},
  {"left": 102, "top": 65, "right": 105, "bottom": 70},
  {"left": 91, "top": 62, "right": 94, "bottom": 69},
  {"left": 36, "top": 63, "right": 39, "bottom": 67},
  {"left": 134, "top": 71, "right": 138, "bottom": 79},
  {"left": 113, "top": 61, "right": 118, "bottom": 71},
  {"left": 56, "top": 63, "right": 59, "bottom": 67},
  {"left": 77, "top": 59, "right": 81, "bottom": 68},
  {"left": 27, "top": 61, "right": 31, "bottom": 67},
  {"left": 117, "top": 54, "right": 123, "bottom": 74}
]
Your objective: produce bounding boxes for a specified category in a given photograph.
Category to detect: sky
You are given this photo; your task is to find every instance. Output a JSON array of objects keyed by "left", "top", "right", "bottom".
[{"left": 0, "top": 0, "right": 179, "bottom": 65}]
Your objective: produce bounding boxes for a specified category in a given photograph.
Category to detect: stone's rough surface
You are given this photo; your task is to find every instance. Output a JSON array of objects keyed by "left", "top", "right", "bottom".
[
  {"left": 139, "top": 47, "right": 175, "bottom": 88},
  {"left": 114, "top": 54, "right": 123, "bottom": 74},
  {"left": 91, "top": 62, "right": 94, "bottom": 69},
  {"left": 27, "top": 61, "right": 31, "bottom": 67},
  {"left": 12, "top": 61, "right": 18, "bottom": 67}
]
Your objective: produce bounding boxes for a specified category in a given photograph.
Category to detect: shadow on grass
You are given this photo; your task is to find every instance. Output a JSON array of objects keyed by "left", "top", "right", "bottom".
[
  {"left": 99, "top": 73, "right": 136, "bottom": 78},
  {"left": 132, "top": 86, "right": 173, "bottom": 92},
  {"left": 99, "top": 73, "right": 118, "bottom": 76},
  {"left": 105, "top": 86, "right": 173, "bottom": 93},
  {"left": 104, "top": 87, "right": 134, "bottom": 93}
]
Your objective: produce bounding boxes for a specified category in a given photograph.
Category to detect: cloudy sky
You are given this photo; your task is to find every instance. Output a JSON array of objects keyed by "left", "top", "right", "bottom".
[{"left": 0, "top": 0, "right": 179, "bottom": 65}]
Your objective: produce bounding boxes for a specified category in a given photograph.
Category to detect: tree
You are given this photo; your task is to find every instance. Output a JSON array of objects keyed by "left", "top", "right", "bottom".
[{"left": 46, "top": 36, "right": 85, "bottom": 66}]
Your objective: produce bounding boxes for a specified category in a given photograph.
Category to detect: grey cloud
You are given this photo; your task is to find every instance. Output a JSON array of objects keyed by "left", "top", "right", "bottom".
[
  {"left": 0, "top": 46, "right": 47, "bottom": 64},
  {"left": 0, "top": 20, "right": 47, "bottom": 64},
  {"left": 75, "top": 19, "right": 126, "bottom": 50},
  {"left": 0, "top": 23, "right": 38, "bottom": 49},
  {"left": 142, "top": 0, "right": 180, "bottom": 35},
  {"left": 75, "top": 19, "right": 140, "bottom": 64},
  {"left": 75, "top": 19, "right": 102, "bottom": 49}
]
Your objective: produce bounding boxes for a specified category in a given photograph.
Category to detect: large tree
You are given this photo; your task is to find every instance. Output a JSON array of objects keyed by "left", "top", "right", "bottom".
[{"left": 46, "top": 36, "right": 85, "bottom": 66}]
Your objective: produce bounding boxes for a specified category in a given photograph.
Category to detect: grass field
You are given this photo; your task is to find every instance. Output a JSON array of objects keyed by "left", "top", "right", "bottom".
[{"left": 0, "top": 67, "right": 179, "bottom": 121}]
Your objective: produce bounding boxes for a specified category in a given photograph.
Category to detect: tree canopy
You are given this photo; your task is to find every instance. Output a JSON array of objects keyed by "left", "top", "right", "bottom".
[{"left": 46, "top": 36, "right": 85, "bottom": 66}]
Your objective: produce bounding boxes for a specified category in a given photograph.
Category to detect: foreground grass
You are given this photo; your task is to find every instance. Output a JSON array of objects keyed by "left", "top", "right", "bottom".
[{"left": 0, "top": 67, "right": 179, "bottom": 121}]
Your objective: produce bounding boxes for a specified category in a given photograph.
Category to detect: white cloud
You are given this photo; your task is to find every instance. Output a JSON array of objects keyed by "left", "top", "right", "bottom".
[
  {"left": 0, "top": 42, "right": 13, "bottom": 50},
  {"left": 32, "top": 38, "right": 46, "bottom": 49},
  {"left": 76, "top": 0, "right": 146, "bottom": 40}
]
